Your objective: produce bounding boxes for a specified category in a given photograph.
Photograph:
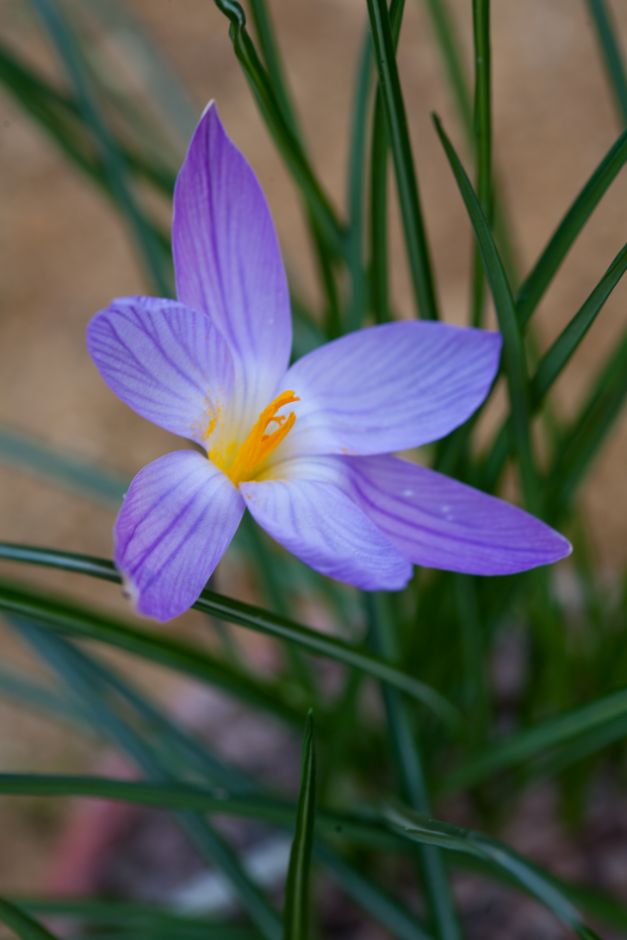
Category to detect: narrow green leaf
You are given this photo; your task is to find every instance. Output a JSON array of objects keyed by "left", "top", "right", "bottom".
[
  {"left": 30, "top": 0, "right": 170, "bottom": 293},
  {"left": 346, "top": 29, "right": 372, "bottom": 331},
  {"left": 0, "top": 899, "right": 60, "bottom": 940},
  {"left": 0, "top": 665, "right": 87, "bottom": 729},
  {"left": 469, "top": 0, "right": 493, "bottom": 327},
  {"left": 530, "top": 244, "right": 627, "bottom": 404},
  {"left": 444, "top": 685, "right": 627, "bottom": 791},
  {"left": 433, "top": 114, "right": 538, "bottom": 508},
  {"left": 368, "top": 595, "right": 461, "bottom": 940},
  {"left": 481, "top": 244, "right": 626, "bottom": 490},
  {"left": 317, "top": 846, "right": 433, "bottom": 940},
  {"left": 586, "top": 0, "right": 627, "bottom": 126},
  {"left": 369, "top": 0, "right": 405, "bottom": 325},
  {"left": 211, "top": 1, "right": 345, "bottom": 257},
  {"left": 0, "top": 546, "right": 459, "bottom": 723},
  {"left": 0, "top": 773, "right": 398, "bottom": 851},
  {"left": 366, "top": 0, "right": 440, "bottom": 319},
  {"left": 516, "top": 129, "right": 627, "bottom": 325},
  {"left": 0, "top": 578, "right": 305, "bottom": 725},
  {"left": 546, "top": 332, "right": 627, "bottom": 517},
  {"left": 0, "top": 425, "right": 127, "bottom": 504},
  {"left": 386, "top": 807, "right": 602, "bottom": 940},
  {"left": 423, "top": 0, "right": 473, "bottom": 137},
  {"left": 283, "top": 713, "right": 316, "bottom": 940},
  {"left": 15, "top": 625, "right": 282, "bottom": 940}
]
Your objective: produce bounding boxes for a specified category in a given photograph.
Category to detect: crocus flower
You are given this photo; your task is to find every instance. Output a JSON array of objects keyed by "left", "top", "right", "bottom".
[{"left": 87, "top": 103, "right": 570, "bottom": 621}]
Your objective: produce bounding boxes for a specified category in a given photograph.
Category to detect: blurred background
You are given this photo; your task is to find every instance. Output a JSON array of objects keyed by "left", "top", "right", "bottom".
[{"left": 0, "top": 0, "right": 626, "bottom": 931}]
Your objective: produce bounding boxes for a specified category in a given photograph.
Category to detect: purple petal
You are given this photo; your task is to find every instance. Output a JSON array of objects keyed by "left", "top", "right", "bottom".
[
  {"left": 240, "top": 458, "right": 412, "bottom": 590},
  {"left": 275, "top": 322, "right": 501, "bottom": 458},
  {"left": 115, "top": 451, "right": 244, "bottom": 621},
  {"left": 87, "top": 296, "right": 234, "bottom": 443},
  {"left": 348, "top": 455, "right": 572, "bottom": 575},
  {"left": 173, "top": 102, "right": 291, "bottom": 408}
]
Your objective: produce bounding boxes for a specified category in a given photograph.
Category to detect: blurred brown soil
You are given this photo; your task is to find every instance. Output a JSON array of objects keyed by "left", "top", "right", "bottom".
[{"left": 0, "top": 0, "right": 625, "bottom": 905}]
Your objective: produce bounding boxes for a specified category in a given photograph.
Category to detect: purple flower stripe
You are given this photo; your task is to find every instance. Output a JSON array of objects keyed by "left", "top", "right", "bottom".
[
  {"left": 173, "top": 102, "right": 291, "bottom": 408},
  {"left": 240, "top": 475, "right": 412, "bottom": 590},
  {"left": 116, "top": 451, "right": 244, "bottom": 621},
  {"left": 348, "top": 455, "right": 572, "bottom": 575},
  {"left": 87, "top": 297, "right": 235, "bottom": 443},
  {"left": 279, "top": 322, "right": 502, "bottom": 457}
]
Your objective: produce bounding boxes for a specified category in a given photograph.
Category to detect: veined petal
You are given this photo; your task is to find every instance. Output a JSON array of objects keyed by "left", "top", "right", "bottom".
[
  {"left": 276, "top": 322, "right": 502, "bottom": 458},
  {"left": 240, "top": 458, "right": 412, "bottom": 590},
  {"left": 115, "top": 451, "right": 244, "bottom": 621},
  {"left": 87, "top": 297, "right": 234, "bottom": 444},
  {"left": 348, "top": 455, "right": 572, "bottom": 575},
  {"left": 173, "top": 102, "right": 291, "bottom": 408}
]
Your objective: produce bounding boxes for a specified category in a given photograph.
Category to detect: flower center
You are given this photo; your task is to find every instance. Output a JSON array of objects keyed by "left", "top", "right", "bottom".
[{"left": 210, "top": 390, "right": 299, "bottom": 485}]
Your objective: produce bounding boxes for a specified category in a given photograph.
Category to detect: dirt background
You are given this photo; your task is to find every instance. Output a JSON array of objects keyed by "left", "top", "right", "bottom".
[{"left": 0, "top": 0, "right": 625, "bottom": 899}]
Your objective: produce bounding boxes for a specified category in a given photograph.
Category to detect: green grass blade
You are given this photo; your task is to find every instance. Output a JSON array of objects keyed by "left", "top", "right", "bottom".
[
  {"left": 546, "top": 332, "right": 627, "bottom": 517},
  {"left": 11, "top": 899, "right": 258, "bottom": 937},
  {"left": 346, "top": 30, "right": 372, "bottom": 331},
  {"left": 481, "top": 244, "right": 626, "bottom": 489},
  {"left": 283, "top": 713, "right": 316, "bottom": 940},
  {"left": 530, "top": 244, "right": 627, "bottom": 404},
  {"left": 423, "top": 0, "right": 473, "bottom": 137},
  {"left": 211, "top": 0, "right": 344, "bottom": 257},
  {"left": 29, "top": 0, "right": 170, "bottom": 294},
  {"left": 317, "top": 846, "right": 433, "bottom": 940},
  {"left": 0, "top": 773, "right": 397, "bottom": 850},
  {"left": 366, "top": 0, "right": 440, "bottom": 320},
  {"left": 0, "top": 425, "right": 127, "bottom": 504},
  {"left": 516, "top": 129, "right": 627, "bottom": 325},
  {"left": 369, "top": 0, "right": 405, "bottom": 325},
  {"left": 0, "top": 665, "right": 87, "bottom": 729},
  {"left": 0, "top": 578, "right": 304, "bottom": 724},
  {"left": 385, "top": 807, "right": 602, "bottom": 940},
  {"left": 368, "top": 595, "right": 461, "bottom": 940},
  {"left": 0, "top": 546, "right": 458, "bottom": 723},
  {"left": 586, "top": 0, "right": 627, "bottom": 125},
  {"left": 469, "top": 0, "right": 493, "bottom": 327},
  {"left": 0, "top": 899, "right": 60, "bottom": 940},
  {"left": 444, "top": 685, "right": 627, "bottom": 791},
  {"left": 15, "top": 624, "right": 283, "bottom": 940},
  {"left": 433, "top": 114, "right": 538, "bottom": 508}
]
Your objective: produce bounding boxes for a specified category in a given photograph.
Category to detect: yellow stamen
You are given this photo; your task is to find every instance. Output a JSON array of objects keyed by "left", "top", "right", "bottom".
[{"left": 211, "top": 390, "right": 299, "bottom": 485}]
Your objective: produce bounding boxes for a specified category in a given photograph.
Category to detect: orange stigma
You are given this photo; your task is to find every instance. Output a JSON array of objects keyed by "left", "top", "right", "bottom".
[{"left": 212, "top": 390, "right": 299, "bottom": 485}]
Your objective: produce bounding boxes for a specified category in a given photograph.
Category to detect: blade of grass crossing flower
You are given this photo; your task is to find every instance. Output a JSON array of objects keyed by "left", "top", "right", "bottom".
[
  {"left": 0, "top": 547, "right": 459, "bottom": 724},
  {"left": 586, "top": 0, "right": 627, "bottom": 126},
  {"left": 366, "top": 0, "right": 440, "bottom": 320},
  {"left": 0, "top": 899, "right": 60, "bottom": 940},
  {"left": 282, "top": 713, "right": 316, "bottom": 940},
  {"left": 444, "top": 685, "right": 627, "bottom": 791},
  {"left": 516, "top": 129, "right": 627, "bottom": 325},
  {"left": 367, "top": 594, "right": 462, "bottom": 940},
  {"left": 480, "top": 244, "right": 627, "bottom": 490},
  {"left": 385, "top": 807, "right": 602, "bottom": 940},
  {"left": 433, "top": 114, "right": 538, "bottom": 510},
  {"left": 29, "top": 0, "right": 170, "bottom": 294},
  {"left": 15, "top": 624, "right": 283, "bottom": 940},
  {"left": 469, "top": 0, "right": 492, "bottom": 327}
]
